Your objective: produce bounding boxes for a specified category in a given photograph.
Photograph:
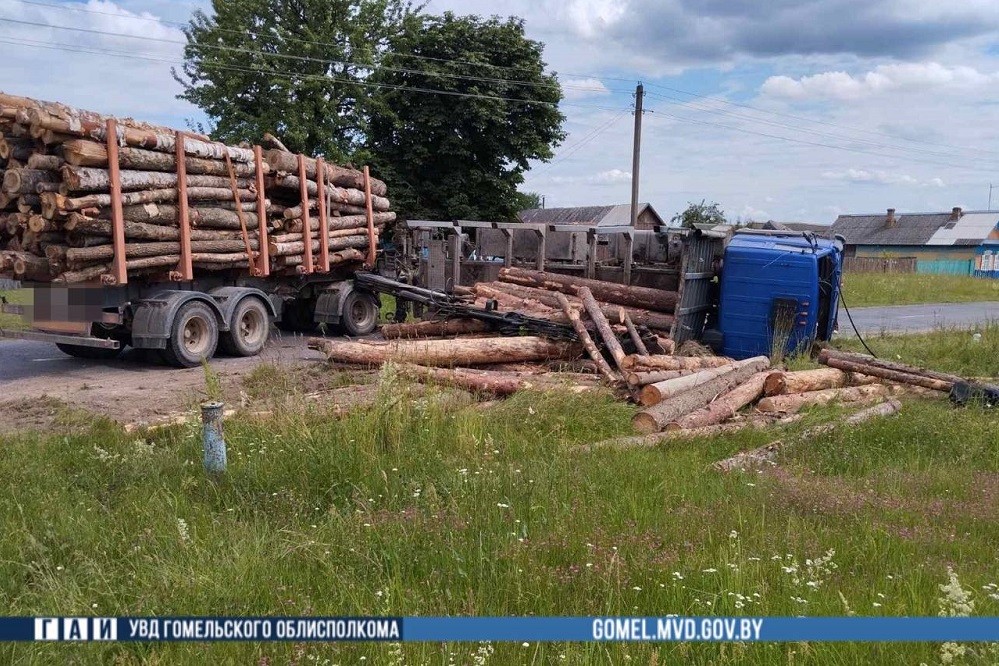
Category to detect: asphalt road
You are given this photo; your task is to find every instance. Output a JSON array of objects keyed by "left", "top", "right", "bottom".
[{"left": 837, "top": 301, "right": 999, "bottom": 336}]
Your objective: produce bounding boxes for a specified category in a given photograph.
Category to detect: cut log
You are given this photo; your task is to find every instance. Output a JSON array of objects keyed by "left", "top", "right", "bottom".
[
  {"left": 65, "top": 239, "right": 257, "bottom": 266},
  {"left": 61, "top": 139, "right": 265, "bottom": 176},
  {"left": 817, "top": 349, "right": 962, "bottom": 391},
  {"left": 638, "top": 362, "right": 741, "bottom": 406},
  {"left": 575, "top": 414, "right": 804, "bottom": 453},
  {"left": 623, "top": 354, "right": 733, "bottom": 371},
  {"left": 3, "top": 168, "right": 57, "bottom": 195},
  {"left": 12, "top": 250, "right": 51, "bottom": 280},
  {"left": 307, "top": 336, "right": 582, "bottom": 367},
  {"left": 268, "top": 234, "right": 371, "bottom": 256},
  {"left": 625, "top": 369, "right": 694, "bottom": 387},
  {"left": 622, "top": 313, "right": 649, "bottom": 355},
  {"left": 762, "top": 367, "right": 878, "bottom": 396},
  {"left": 26, "top": 154, "right": 63, "bottom": 170},
  {"left": 47, "top": 187, "right": 257, "bottom": 217},
  {"left": 575, "top": 286, "right": 628, "bottom": 374},
  {"left": 276, "top": 248, "right": 365, "bottom": 267},
  {"left": 271, "top": 174, "right": 390, "bottom": 211},
  {"left": 263, "top": 149, "right": 387, "bottom": 196},
  {"left": 60, "top": 166, "right": 252, "bottom": 193},
  {"left": 474, "top": 282, "right": 675, "bottom": 331},
  {"left": 555, "top": 291, "right": 619, "bottom": 384},
  {"left": 632, "top": 356, "right": 771, "bottom": 433},
  {"left": 63, "top": 215, "right": 253, "bottom": 242},
  {"left": 712, "top": 399, "right": 902, "bottom": 472},
  {"left": 394, "top": 364, "right": 527, "bottom": 396},
  {"left": 756, "top": 384, "right": 893, "bottom": 413},
  {"left": 381, "top": 318, "right": 492, "bottom": 340},
  {"left": 666, "top": 371, "right": 770, "bottom": 430},
  {"left": 498, "top": 267, "right": 679, "bottom": 313},
  {"left": 284, "top": 211, "right": 396, "bottom": 233}
]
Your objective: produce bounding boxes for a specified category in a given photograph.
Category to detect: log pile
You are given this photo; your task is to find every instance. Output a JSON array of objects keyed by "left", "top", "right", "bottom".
[{"left": 0, "top": 92, "right": 393, "bottom": 283}]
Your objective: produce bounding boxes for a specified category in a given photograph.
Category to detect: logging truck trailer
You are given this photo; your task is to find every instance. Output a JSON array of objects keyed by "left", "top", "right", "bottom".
[{"left": 0, "top": 271, "right": 382, "bottom": 367}]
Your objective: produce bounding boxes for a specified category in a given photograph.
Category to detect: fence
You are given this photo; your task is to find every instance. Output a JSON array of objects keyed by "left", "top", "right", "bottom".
[{"left": 843, "top": 256, "right": 917, "bottom": 273}]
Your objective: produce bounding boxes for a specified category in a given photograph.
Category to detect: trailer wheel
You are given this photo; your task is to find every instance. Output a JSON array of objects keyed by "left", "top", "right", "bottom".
[
  {"left": 341, "top": 291, "right": 379, "bottom": 336},
  {"left": 219, "top": 297, "right": 270, "bottom": 357},
  {"left": 161, "top": 301, "right": 219, "bottom": 368},
  {"left": 55, "top": 343, "right": 122, "bottom": 361}
]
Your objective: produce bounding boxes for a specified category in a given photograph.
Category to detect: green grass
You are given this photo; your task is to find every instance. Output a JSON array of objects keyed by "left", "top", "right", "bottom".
[
  {"left": 0, "top": 350, "right": 997, "bottom": 663},
  {"left": 0, "top": 287, "right": 30, "bottom": 331},
  {"left": 841, "top": 273, "right": 999, "bottom": 307},
  {"left": 835, "top": 321, "right": 999, "bottom": 377}
]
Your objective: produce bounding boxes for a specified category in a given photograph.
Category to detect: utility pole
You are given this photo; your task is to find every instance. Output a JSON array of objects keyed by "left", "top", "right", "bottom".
[{"left": 630, "top": 82, "right": 644, "bottom": 228}]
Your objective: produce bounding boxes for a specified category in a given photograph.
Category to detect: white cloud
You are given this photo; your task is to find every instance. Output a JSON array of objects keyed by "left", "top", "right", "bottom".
[
  {"left": 561, "top": 77, "right": 611, "bottom": 100},
  {"left": 739, "top": 204, "right": 770, "bottom": 222},
  {"left": 548, "top": 168, "right": 633, "bottom": 185},
  {"left": 821, "top": 169, "right": 946, "bottom": 187},
  {"left": 761, "top": 62, "right": 998, "bottom": 100},
  {"left": 560, "top": 0, "right": 627, "bottom": 39}
]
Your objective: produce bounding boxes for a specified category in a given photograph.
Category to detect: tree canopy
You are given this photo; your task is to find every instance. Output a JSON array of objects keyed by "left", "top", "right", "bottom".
[
  {"left": 671, "top": 200, "right": 727, "bottom": 229},
  {"left": 175, "top": 0, "right": 413, "bottom": 163}
]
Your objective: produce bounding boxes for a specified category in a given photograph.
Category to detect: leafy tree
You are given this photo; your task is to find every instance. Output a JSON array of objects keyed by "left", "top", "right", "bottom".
[
  {"left": 366, "top": 13, "right": 565, "bottom": 221},
  {"left": 671, "top": 200, "right": 727, "bottom": 229},
  {"left": 512, "top": 191, "right": 543, "bottom": 211},
  {"left": 175, "top": 0, "right": 414, "bottom": 162}
]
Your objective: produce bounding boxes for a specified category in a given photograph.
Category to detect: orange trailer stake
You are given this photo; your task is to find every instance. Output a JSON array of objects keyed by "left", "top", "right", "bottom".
[
  {"left": 174, "top": 131, "right": 193, "bottom": 281},
  {"left": 316, "top": 157, "right": 330, "bottom": 273},
  {"left": 104, "top": 118, "right": 127, "bottom": 285},
  {"left": 253, "top": 145, "right": 270, "bottom": 277},
  {"left": 297, "top": 154, "right": 313, "bottom": 274},
  {"left": 363, "top": 166, "right": 376, "bottom": 268}
]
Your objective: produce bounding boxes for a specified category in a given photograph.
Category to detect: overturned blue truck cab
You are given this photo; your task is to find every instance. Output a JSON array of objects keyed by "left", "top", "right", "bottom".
[{"left": 715, "top": 231, "right": 844, "bottom": 360}]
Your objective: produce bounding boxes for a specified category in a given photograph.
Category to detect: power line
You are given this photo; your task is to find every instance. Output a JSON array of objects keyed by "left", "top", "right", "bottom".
[
  {"left": 653, "top": 109, "right": 996, "bottom": 173},
  {"left": 0, "top": 15, "right": 632, "bottom": 97},
  {"left": 537, "top": 108, "right": 631, "bottom": 169},
  {"left": 0, "top": 35, "right": 622, "bottom": 112},
  {"left": 644, "top": 90, "right": 999, "bottom": 166}
]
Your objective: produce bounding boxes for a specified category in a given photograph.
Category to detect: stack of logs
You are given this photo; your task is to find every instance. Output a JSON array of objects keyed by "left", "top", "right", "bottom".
[
  {"left": 0, "top": 91, "right": 394, "bottom": 283},
  {"left": 308, "top": 270, "right": 974, "bottom": 447}
]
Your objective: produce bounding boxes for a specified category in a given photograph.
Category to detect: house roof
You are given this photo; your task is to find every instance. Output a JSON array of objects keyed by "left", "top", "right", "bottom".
[
  {"left": 831, "top": 210, "right": 999, "bottom": 246},
  {"left": 517, "top": 203, "right": 663, "bottom": 227}
]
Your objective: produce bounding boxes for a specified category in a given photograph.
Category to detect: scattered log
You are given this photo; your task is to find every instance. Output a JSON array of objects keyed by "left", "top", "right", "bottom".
[
  {"left": 638, "top": 362, "right": 742, "bottom": 406},
  {"left": 575, "top": 414, "right": 803, "bottom": 453},
  {"left": 666, "top": 371, "right": 770, "bottom": 430},
  {"left": 556, "top": 292, "right": 619, "bottom": 384},
  {"left": 817, "top": 349, "right": 961, "bottom": 391},
  {"left": 622, "top": 313, "right": 649, "bottom": 355},
  {"left": 632, "top": 356, "right": 771, "bottom": 433},
  {"left": 576, "top": 286, "right": 628, "bottom": 374},
  {"left": 498, "top": 267, "right": 679, "bottom": 313},
  {"left": 622, "top": 354, "right": 733, "bottom": 371},
  {"left": 625, "top": 369, "right": 694, "bottom": 387},
  {"left": 307, "top": 336, "right": 582, "bottom": 367},
  {"left": 381, "top": 318, "right": 492, "bottom": 340},
  {"left": 712, "top": 399, "right": 902, "bottom": 472},
  {"left": 762, "top": 367, "right": 878, "bottom": 396},
  {"left": 756, "top": 384, "right": 893, "bottom": 413}
]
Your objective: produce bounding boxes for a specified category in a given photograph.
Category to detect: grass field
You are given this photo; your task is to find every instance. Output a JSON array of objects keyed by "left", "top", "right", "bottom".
[
  {"left": 0, "top": 326, "right": 996, "bottom": 663},
  {"left": 841, "top": 273, "right": 999, "bottom": 307},
  {"left": 0, "top": 287, "right": 29, "bottom": 331}
]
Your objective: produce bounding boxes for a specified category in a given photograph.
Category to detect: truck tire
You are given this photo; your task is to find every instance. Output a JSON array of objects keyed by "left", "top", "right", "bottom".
[
  {"left": 55, "top": 343, "right": 122, "bottom": 361},
  {"left": 341, "top": 291, "right": 379, "bottom": 336},
  {"left": 219, "top": 297, "right": 270, "bottom": 357},
  {"left": 161, "top": 300, "right": 219, "bottom": 368}
]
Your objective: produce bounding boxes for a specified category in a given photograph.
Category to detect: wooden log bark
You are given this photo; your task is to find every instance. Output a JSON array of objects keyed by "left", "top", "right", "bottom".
[
  {"left": 268, "top": 234, "right": 370, "bottom": 256},
  {"left": 270, "top": 174, "right": 390, "bottom": 211},
  {"left": 284, "top": 211, "right": 396, "bottom": 233},
  {"left": 498, "top": 267, "right": 678, "bottom": 313},
  {"left": 27, "top": 108, "right": 254, "bottom": 162},
  {"left": 3, "top": 168, "right": 57, "bottom": 195},
  {"left": 263, "top": 149, "right": 387, "bottom": 196},
  {"left": 638, "top": 362, "right": 744, "bottom": 406},
  {"left": 394, "top": 364, "right": 527, "bottom": 396},
  {"left": 622, "top": 313, "right": 649, "bottom": 355},
  {"left": 756, "top": 384, "right": 893, "bottom": 413},
  {"left": 12, "top": 250, "right": 51, "bottom": 280},
  {"left": 381, "top": 318, "right": 492, "bottom": 340},
  {"left": 474, "top": 282, "right": 675, "bottom": 331},
  {"left": 276, "top": 248, "right": 365, "bottom": 267},
  {"left": 625, "top": 369, "right": 695, "bottom": 387},
  {"left": 623, "top": 354, "right": 733, "bottom": 371},
  {"left": 667, "top": 371, "right": 770, "bottom": 430},
  {"left": 575, "top": 286, "right": 628, "bottom": 375},
  {"left": 555, "top": 291, "right": 619, "bottom": 384},
  {"left": 712, "top": 399, "right": 902, "bottom": 472},
  {"left": 63, "top": 215, "right": 254, "bottom": 241},
  {"left": 61, "top": 139, "right": 265, "bottom": 176},
  {"left": 576, "top": 414, "right": 803, "bottom": 453},
  {"left": 47, "top": 187, "right": 257, "bottom": 217},
  {"left": 26, "top": 153, "right": 63, "bottom": 170},
  {"left": 763, "top": 367, "right": 877, "bottom": 396},
  {"left": 0, "top": 135, "right": 34, "bottom": 161},
  {"left": 65, "top": 239, "right": 257, "bottom": 265},
  {"left": 817, "top": 349, "right": 962, "bottom": 390},
  {"left": 60, "top": 166, "right": 252, "bottom": 193},
  {"left": 307, "top": 336, "right": 582, "bottom": 367},
  {"left": 632, "top": 356, "right": 771, "bottom": 433}
]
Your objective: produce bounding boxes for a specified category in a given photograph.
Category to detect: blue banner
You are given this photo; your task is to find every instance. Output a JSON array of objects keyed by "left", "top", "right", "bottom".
[{"left": 4, "top": 616, "right": 999, "bottom": 642}]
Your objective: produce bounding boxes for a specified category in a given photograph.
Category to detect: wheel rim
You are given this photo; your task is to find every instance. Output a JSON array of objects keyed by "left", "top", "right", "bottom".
[
  {"left": 183, "top": 316, "right": 211, "bottom": 357},
  {"left": 238, "top": 306, "right": 266, "bottom": 346},
  {"left": 350, "top": 298, "right": 374, "bottom": 328}
]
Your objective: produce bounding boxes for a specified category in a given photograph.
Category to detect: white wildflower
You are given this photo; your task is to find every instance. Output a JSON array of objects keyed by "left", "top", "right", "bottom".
[
  {"left": 938, "top": 567, "right": 975, "bottom": 617},
  {"left": 176, "top": 518, "right": 191, "bottom": 544}
]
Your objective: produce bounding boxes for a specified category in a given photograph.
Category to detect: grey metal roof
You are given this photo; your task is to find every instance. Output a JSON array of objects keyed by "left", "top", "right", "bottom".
[
  {"left": 517, "top": 203, "right": 662, "bottom": 227},
  {"left": 831, "top": 212, "right": 954, "bottom": 245}
]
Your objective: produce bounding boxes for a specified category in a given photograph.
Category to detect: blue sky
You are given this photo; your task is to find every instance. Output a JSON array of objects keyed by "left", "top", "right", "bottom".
[{"left": 3, "top": 0, "right": 999, "bottom": 223}]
